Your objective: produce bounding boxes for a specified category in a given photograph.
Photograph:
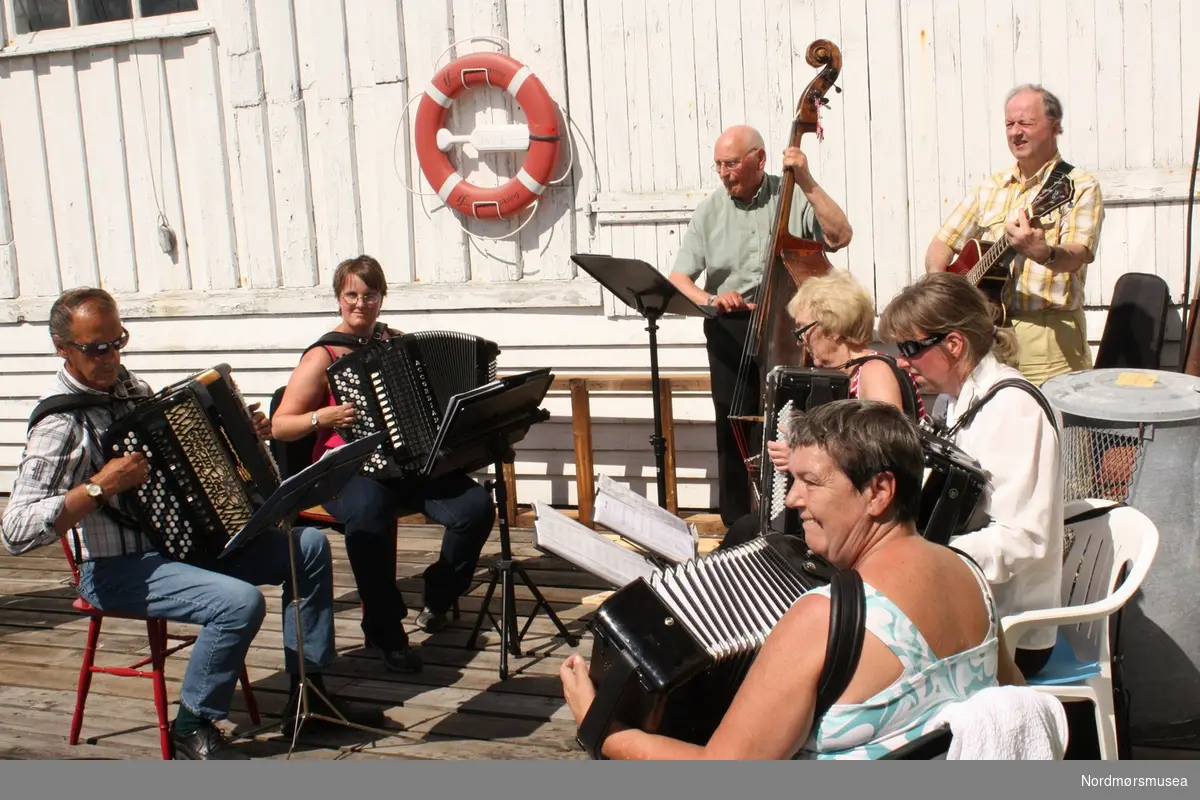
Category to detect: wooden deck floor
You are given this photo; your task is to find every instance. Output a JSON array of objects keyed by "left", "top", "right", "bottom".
[{"left": 0, "top": 522, "right": 690, "bottom": 761}]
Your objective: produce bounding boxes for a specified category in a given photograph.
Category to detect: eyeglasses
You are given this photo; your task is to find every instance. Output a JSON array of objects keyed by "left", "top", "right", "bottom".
[
  {"left": 896, "top": 331, "right": 950, "bottom": 359},
  {"left": 711, "top": 148, "right": 760, "bottom": 174},
  {"left": 66, "top": 328, "right": 130, "bottom": 357},
  {"left": 793, "top": 321, "right": 819, "bottom": 342},
  {"left": 341, "top": 291, "right": 382, "bottom": 306}
]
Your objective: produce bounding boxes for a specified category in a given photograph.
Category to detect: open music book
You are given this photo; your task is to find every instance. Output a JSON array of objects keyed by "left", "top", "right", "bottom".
[
  {"left": 531, "top": 502, "right": 658, "bottom": 588},
  {"left": 592, "top": 474, "right": 698, "bottom": 564}
]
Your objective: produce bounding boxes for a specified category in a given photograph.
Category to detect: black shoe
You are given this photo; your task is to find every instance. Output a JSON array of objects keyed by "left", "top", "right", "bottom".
[
  {"left": 280, "top": 685, "right": 387, "bottom": 738},
  {"left": 170, "top": 722, "right": 250, "bottom": 760},
  {"left": 366, "top": 639, "right": 423, "bottom": 674},
  {"left": 416, "top": 607, "right": 449, "bottom": 633}
]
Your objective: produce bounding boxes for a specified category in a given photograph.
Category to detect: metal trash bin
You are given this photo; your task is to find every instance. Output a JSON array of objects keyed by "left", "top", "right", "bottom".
[{"left": 1041, "top": 368, "right": 1200, "bottom": 749}]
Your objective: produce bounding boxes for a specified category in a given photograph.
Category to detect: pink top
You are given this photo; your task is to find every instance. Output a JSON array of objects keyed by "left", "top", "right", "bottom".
[
  {"left": 312, "top": 345, "right": 346, "bottom": 461},
  {"left": 848, "top": 351, "right": 927, "bottom": 421}
]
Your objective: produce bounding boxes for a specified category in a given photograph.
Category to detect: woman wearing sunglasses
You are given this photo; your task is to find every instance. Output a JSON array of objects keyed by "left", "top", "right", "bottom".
[{"left": 877, "top": 272, "right": 1063, "bottom": 679}]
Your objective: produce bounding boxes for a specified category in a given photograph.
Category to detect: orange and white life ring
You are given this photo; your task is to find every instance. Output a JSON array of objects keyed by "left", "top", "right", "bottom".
[{"left": 414, "top": 52, "right": 561, "bottom": 220}]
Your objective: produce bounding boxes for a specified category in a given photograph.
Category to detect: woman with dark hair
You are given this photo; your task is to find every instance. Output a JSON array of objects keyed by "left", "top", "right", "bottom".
[
  {"left": 878, "top": 272, "right": 1063, "bottom": 679},
  {"left": 272, "top": 256, "right": 495, "bottom": 674}
]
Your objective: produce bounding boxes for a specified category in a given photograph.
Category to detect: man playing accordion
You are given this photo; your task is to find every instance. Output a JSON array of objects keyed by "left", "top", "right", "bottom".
[{"left": 1, "top": 288, "right": 372, "bottom": 759}]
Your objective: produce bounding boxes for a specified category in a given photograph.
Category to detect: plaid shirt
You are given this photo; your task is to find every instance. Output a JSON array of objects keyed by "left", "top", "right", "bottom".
[
  {"left": 2, "top": 367, "right": 156, "bottom": 562},
  {"left": 935, "top": 153, "right": 1104, "bottom": 313}
]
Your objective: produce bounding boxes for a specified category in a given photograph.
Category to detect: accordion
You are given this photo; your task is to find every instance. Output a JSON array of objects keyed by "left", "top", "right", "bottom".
[
  {"left": 758, "top": 366, "right": 851, "bottom": 536},
  {"left": 326, "top": 330, "right": 500, "bottom": 479},
  {"left": 578, "top": 534, "right": 834, "bottom": 751},
  {"left": 101, "top": 364, "right": 280, "bottom": 564},
  {"left": 918, "top": 425, "right": 987, "bottom": 546}
]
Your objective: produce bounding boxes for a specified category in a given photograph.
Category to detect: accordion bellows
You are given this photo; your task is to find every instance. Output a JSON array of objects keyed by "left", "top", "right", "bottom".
[
  {"left": 101, "top": 364, "right": 281, "bottom": 564},
  {"left": 583, "top": 534, "right": 834, "bottom": 747},
  {"left": 325, "top": 331, "right": 500, "bottom": 479}
]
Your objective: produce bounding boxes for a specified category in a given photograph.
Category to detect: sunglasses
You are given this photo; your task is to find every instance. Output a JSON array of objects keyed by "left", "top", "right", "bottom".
[
  {"left": 793, "top": 321, "right": 819, "bottom": 342},
  {"left": 66, "top": 328, "right": 130, "bottom": 356},
  {"left": 896, "top": 331, "right": 950, "bottom": 359}
]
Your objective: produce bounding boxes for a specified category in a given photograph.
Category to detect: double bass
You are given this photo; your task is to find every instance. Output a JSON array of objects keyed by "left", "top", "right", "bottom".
[{"left": 728, "top": 39, "right": 843, "bottom": 479}]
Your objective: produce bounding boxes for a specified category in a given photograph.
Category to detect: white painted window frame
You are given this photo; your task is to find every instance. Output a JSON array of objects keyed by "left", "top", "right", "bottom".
[{"left": 0, "top": 0, "right": 211, "bottom": 58}]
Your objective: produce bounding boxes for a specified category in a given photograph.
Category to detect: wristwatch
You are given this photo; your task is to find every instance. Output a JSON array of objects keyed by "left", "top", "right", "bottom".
[
  {"left": 84, "top": 482, "right": 105, "bottom": 505},
  {"left": 310, "top": 411, "right": 320, "bottom": 428},
  {"left": 1042, "top": 246, "right": 1059, "bottom": 266},
  {"left": 705, "top": 294, "right": 717, "bottom": 307}
]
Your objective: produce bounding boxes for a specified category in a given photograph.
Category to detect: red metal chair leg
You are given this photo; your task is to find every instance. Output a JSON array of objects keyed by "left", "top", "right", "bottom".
[
  {"left": 69, "top": 616, "right": 102, "bottom": 746},
  {"left": 147, "top": 619, "right": 172, "bottom": 760},
  {"left": 239, "top": 667, "right": 260, "bottom": 724}
]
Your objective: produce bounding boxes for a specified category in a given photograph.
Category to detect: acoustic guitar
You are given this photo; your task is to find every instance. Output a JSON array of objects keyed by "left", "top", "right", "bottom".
[{"left": 946, "top": 171, "right": 1075, "bottom": 321}]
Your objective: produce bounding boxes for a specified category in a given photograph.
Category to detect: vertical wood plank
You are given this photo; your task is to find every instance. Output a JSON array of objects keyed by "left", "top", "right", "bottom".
[
  {"left": 254, "top": 0, "right": 318, "bottom": 289},
  {"left": 645, "top": 0, "right": 676, "bottom": 194},
  {"left": 0, "top": 58, "right": 62, "bottom": 297},
  {"left": 76, "top": 47, "right": 139, "bottom": 294},
  {"left": 690, "top": 0, "right": 722, "bottom": 183},
  {"left": 811, "top": 0, "right": 844, "bottom": 195},
  {"left": 0, "top": 123, "right": 13, "bottom": 298},
  {"left": 715, "top": 0, "right": 745, "bottom": 127},
  {"left": 1010, "top": 0, "right": 1040, "bottom": 86},
  {"left": 838, "top": 0, "right": 876, "bottom": 293},
  {"left": 507, "top": 0, "right": 575, "bottom": 281},
  {"left": 402, "top": 0, "right": 469, "bottom": 285},
  {"left": 1039, "top": 0, "right": 1071, "bottom": 160},
  {"left": 1151, "top": 0, "right": 1183, "bottom": 169},
  {"left": 1092, "top": 4, "right": 1127, "bottom": 305},
  {"left": 658, "top": 377, "right": 678, "bottom": 515},
  {"left": 1120, "top": 0, "right": 1155, "bottom": 298},
  {"left": 162, "top": 36, "right": 240, "bottom": 291},
  {"left": 739, "top": 0, "right": 769, "bottom": 147},
  {"left": 932, "top": 1, "right": 964, "bottom": 232},
  {"left": 40, "top": 52, "right": 99, "bottom": 289},
  {"left": 762, "top": 0, "right": 792, "bottom": 174},
  {"left": 901, "top": 1, "right": 939, "bottom": 282},
  {"left": 623, "top": 0, "right": 652, "bottom": 197},
  {"left": 1063, "top": 0, "right": 1097, "bottom": 170},
  {"left": 1179, "top": 0, "right": 1200, "bottom": 311},
  {"left": 563, "top": 0, "right": 596, "bottom": 274},
  {"left": 344, "top": 0, "right": 416, "bottom": 283},
  {"left": 957, "top": 0, "right": 991, "bottom": 192},
  {"left": 570, "top": 379, "right": 595, "bottom": 528},
  {"left": 866, "top": 0, "right": 912, "bottom": 302},
  {"left": 294, "top": 0, "right": 363, "bottom": 287},
  {"left": 116, "top": 41, "right": 191, "bottom": 293},
  {"left": 502, "top": 460, "right": 519, "bottom": 524},
  {"left": 983, "top": 0, "right": 1016, "bottom": 174}
]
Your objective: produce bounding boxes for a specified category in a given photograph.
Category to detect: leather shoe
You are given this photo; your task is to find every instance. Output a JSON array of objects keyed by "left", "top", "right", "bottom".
[
  {"left": 366, "top": 639, "right": 423, "bottom": 673},
  {"left": 280, "top": 686, "right": 387, "bottom": 738},
  {"left": 416, "top": 607, "right": 448, "bottom": 633},
  {"left": 171, "top": 722, "right": 249, "bottom": 760}
]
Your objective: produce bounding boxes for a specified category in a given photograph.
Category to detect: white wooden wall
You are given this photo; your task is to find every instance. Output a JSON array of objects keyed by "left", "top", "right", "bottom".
[{"left": 0, "top": 0, "right": 1197, "bottom": 507}]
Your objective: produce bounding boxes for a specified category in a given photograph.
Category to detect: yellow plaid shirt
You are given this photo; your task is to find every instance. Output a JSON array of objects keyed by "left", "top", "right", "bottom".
[{"left": 935, "top": 154, "right": 1104, "bottom": 313}]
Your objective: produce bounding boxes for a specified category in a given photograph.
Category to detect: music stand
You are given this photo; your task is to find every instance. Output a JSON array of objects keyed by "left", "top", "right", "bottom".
[
  {"left": 570, "top": 254, "right": 713, "bottom": 509},
  {"left": 431, "top": 371, "right": 579, "bottom": 679},
  {"left": 223, "top": 432, "right": 398, "bottom": 754}
]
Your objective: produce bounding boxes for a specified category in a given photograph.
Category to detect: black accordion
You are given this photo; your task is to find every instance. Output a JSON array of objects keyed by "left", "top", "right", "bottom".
[
  {"left": 326, "top": 331, "right": 500, "bottom": 479},
  {"left": 578, "top": 534, "right": 834, "bottom": 752},
  {"left": 758, "top": 366, "right": 851, "bottom": 536},
  {"left": 918, "top": 425, "right": 987, "bottom": 546},
  {"left": 101, "top": 364, "right": 280, "bottom": 564}
]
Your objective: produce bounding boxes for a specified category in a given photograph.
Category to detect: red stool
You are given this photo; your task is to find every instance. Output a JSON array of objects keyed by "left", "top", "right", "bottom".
[{"left": 60, "top": 539, "right": 261, "bottom": 759}]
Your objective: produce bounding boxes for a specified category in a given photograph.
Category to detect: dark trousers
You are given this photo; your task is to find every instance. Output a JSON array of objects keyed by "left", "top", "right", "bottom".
[
  {"left": 704, "top": 312, "right": 760, "bottom": 526},
  {"left": 324, "top": 472, "right": 495, "bottom": 649}
]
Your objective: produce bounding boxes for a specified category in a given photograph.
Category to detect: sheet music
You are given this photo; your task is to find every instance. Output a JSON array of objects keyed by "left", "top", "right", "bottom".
[
  {"left": 592, "top": 474, "right": 697, "bottom": 563},
  {"left": 531, "top": 502, "right": 658, "bottom": 588}
]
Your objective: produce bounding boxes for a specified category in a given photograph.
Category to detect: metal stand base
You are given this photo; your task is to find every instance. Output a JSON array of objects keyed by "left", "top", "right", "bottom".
[{"left": 468, "top": 456, "right": 578, "bottom": 680}]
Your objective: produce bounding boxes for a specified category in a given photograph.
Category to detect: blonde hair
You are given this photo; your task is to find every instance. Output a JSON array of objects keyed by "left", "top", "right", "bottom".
[
  {"left": 786, "top": 270, "right": 875, "bottom": 346},
  {"left": 877, "top": 273, "right": 1019, "bottom": 367}
]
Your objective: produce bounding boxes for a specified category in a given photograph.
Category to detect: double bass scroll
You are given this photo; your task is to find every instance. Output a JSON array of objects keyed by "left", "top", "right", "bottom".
[{"left": 729, "top": 39, "right": 844, "bottom": 477}]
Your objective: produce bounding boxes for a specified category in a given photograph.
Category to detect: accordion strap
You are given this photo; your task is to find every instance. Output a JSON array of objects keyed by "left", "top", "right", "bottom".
[
  {"left": 814, "top": 569, "right": 866, "bottom": 724},
  {"left": 304, "top": 322, "right": 390, "bottom": 355},
  {"left": 944, "top": 378, "right": 1059, "bottom": 439}
]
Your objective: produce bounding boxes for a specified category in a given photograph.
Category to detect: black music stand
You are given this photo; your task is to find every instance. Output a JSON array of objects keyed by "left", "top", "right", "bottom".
[
  {"left": 224, "top": 433, "right": 398, "bottom": 754},
  {"left": 432, "top": 371, "right": 579, "bottom": 680},
  {"left": 570, "top": 254, "right": 714, "bottom": 508}
]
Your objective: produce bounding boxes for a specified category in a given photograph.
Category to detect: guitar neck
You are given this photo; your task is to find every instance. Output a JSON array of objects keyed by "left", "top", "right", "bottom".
[{"left": 966, "top": 232, "right": 1013, "bottom": 285}]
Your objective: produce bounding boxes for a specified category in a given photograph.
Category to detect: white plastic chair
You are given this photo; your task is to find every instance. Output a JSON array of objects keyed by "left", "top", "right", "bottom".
[{"left": 1001, "top": 498, "right": 1159, "bottom": 760}]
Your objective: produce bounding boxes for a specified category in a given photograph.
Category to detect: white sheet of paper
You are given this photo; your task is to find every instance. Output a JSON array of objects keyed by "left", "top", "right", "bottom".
[
  {"left": 591, "top": 474, "right": 697, "bottom": 563},
  {"left": 532, "top": 502, "right": 658, "bottom": 588}
]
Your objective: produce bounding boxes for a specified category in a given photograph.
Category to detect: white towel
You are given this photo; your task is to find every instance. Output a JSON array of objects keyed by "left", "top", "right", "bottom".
[{"left": 933, "top": 686, "right": 1069, "bottom": 760}]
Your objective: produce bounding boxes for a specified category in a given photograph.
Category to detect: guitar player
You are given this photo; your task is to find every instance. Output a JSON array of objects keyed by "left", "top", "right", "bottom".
[{"left": 925, "top": 84, "right": 1105, "bottom": 386}]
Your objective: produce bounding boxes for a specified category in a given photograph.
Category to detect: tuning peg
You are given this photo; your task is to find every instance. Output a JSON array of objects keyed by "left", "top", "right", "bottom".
[
  {"left": 834, "top": 84, "right": 843, "bottom": 94},
  {"left": 820, "top": 97, "right": 830, "bottom": 107}
]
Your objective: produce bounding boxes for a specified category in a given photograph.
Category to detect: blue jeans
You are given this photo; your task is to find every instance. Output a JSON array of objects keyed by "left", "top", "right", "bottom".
[
  {"left": 324, "top": 472, "right": 494, "bottom": 649},
  {"left": 76, "top": 526, "right": 334, "bottom": 721}
]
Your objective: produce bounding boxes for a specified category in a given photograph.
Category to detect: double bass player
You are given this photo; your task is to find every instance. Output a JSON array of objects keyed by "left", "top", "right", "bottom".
[{"left": 668, "top": 124, "right": 852, "bottom": 526}]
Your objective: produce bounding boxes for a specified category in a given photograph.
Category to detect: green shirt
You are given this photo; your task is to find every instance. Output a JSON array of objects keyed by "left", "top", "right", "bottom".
[{"left": 672, "top": 173, "right": 822, "bottom": 299}]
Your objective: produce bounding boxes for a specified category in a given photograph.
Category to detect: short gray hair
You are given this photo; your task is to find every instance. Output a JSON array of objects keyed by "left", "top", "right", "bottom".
[
  {"left": 1006, "top": 84, "right": 1063, "bottom": 127},
  {"left": 784, "top": 399, "right": 925, "bottom": 523},
  {"left": 49, "top": 287, "right": 118, "bottom": 344}
]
